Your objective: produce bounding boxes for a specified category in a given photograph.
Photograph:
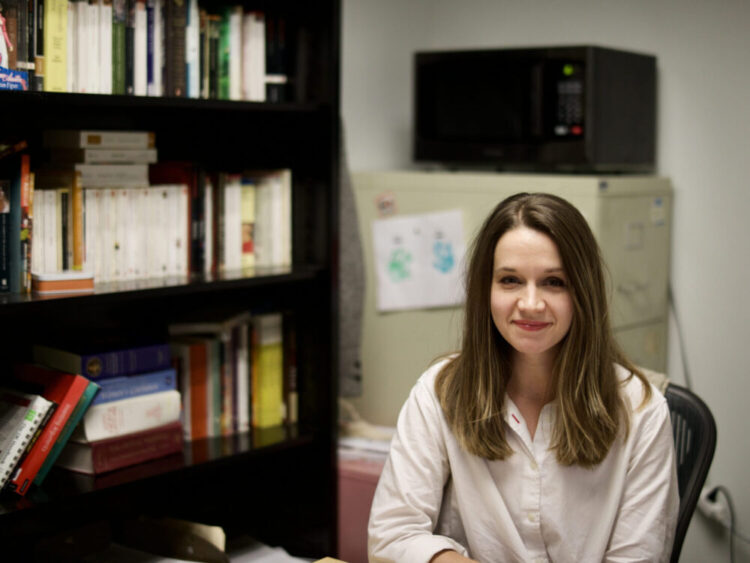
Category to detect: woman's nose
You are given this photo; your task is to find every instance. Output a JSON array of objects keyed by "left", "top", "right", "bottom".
[{"left": 518, "top": 285, "right": 546, "bottom": 312}]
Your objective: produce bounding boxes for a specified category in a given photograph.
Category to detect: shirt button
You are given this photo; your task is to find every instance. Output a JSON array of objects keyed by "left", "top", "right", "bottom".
[
  {"left": 530, "top": 460, "right": 539, "bottom": 471},
  {"left": 527, "top": 512, "right": 538, "bottom": 523}
]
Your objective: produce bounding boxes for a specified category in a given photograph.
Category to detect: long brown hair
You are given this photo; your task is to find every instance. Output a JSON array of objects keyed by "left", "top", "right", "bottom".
[{"left": 435, "top": 193, "right": 651, "bottom": 466}]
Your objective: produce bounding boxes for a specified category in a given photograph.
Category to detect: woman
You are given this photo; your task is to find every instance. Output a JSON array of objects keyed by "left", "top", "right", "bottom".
[{"left": 368, "top": 193, "right": 679, "bottom": 563}]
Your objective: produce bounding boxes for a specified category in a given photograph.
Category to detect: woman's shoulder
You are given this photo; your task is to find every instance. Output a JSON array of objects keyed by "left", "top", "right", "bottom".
[
  {"left": 415, "top": 355, "right": 454, "bottom": 390},
  {"left": 615, "top": 363, "right": 668, "bottom": 413}
]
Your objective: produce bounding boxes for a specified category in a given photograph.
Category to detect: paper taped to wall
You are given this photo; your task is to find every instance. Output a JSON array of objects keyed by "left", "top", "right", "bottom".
[{"left": 372, "top": 209, "right": 466, "bottom": 312}]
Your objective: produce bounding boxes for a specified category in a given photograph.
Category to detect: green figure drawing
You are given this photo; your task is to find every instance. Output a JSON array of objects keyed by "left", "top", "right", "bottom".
[{"left": 388, "top": 248, "right": 412, "bottom": 281}]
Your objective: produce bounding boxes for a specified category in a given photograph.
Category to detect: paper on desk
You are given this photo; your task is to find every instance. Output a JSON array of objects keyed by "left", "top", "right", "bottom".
[{"left": 372, "top": 209, "right": 466, "bottom": 312}]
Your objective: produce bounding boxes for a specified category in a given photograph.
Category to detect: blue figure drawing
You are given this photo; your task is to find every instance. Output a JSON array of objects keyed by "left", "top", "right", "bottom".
[{"left": 433, "top": 240, "right": 454, "bottom": 273}]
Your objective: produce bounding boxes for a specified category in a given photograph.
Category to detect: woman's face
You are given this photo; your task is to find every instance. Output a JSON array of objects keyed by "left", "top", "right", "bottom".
[{"left": 490, "top": 226, "right": 574, "bottom": 363}]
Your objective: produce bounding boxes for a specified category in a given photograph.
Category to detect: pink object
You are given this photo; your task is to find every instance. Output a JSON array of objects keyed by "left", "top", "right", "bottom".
[{"left": 337, "top": 457, "right": 386, "bottom": 563}]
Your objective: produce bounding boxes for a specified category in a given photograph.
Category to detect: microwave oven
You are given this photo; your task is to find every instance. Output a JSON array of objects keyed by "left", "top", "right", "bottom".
[{"left": 414, "top": 45, "right": 656, "bottom": 172}]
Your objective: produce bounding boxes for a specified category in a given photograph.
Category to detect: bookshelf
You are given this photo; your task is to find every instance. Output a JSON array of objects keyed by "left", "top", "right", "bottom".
[{"left": 0, "top": 0, "right": 340, "bottom": 559}]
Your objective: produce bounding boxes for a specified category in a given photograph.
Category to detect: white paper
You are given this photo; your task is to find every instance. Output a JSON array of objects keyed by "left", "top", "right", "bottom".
[{"left": 372, "top": 209, "right": 466, "bottom": 312}]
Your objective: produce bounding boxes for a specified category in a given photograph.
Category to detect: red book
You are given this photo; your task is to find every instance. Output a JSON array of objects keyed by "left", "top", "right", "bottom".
[
  {"left": 55, "top": 421, "right": 184, "bottom": 475},
  {"left": 8, "top": 365, "right": 92, "bottom": 495}
]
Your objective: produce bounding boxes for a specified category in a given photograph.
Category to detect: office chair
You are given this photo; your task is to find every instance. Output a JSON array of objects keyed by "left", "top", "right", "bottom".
[{"left": 664, "top": 383, "right": 717, "bottom": 562}]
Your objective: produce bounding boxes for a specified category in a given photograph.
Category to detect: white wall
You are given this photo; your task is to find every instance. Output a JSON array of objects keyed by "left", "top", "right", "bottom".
[{"left": 341, "top": 1, "right": 750, "bottom": 561}]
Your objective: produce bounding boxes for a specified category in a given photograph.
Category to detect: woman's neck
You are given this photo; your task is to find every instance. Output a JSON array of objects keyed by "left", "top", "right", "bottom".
[{"left": 507, "top": 350, "right": 557, "bottom": 405}]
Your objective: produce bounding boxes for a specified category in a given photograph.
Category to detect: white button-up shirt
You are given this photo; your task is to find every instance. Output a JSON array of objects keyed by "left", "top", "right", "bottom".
[{"left": 368, "top": 360, "right": 679, "bottom": 563}]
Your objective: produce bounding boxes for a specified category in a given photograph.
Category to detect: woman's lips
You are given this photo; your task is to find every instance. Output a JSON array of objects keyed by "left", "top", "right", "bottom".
[{"left": 512, "top": 320, "right": 551, "bottom": 331}]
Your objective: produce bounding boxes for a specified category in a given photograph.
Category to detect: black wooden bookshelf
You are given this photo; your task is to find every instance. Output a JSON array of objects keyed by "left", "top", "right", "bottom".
[{"left": 0, "top": 0, "right": 340, "bottom": 559}]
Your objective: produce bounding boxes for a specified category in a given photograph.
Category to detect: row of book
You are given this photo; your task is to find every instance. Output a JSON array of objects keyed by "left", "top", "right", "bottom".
[
  {"left": 0, "top": 0, "right": 289, "bottom": 101},
  {"left": 0, "top": 308, "right": 295, "bottom": 493},
  {"left": 0, "top": 129, "right": 292, "bottom": 292}
]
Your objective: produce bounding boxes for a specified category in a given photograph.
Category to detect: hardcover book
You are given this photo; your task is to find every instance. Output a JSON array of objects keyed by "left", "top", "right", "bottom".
[
  {"left": 32, "top": 342, "right": 172, "bottom": 379},
  {"left": 55, "top": 420, "right": 183, "bottom": 474},
  {"left": 91, "top": 367, "right": 177, "bottom": 405},
  {"left": 71, "top": 389, "right": 181, "bottom": 442},
  {"left": 42, "top": 130, "right": 156, "bottom": 149}
]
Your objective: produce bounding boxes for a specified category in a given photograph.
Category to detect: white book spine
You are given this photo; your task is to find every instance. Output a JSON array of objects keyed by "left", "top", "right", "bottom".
[
  {"left": 203, "top": 179, "right": 213, "bottom": 277},
  {"left": 94, "top": 188, "right": 106, "bottom": 281},
  {"left": 76, "top": 0, "right": 88, "bottom": 92},
  {"left": 99, "top": 0, "right": 113, "bottom": 94},
  {"left": 43, "top": 190, "right": 57, "bottom": 273},
  {"left": 177, "top": 185, "right": 189, "bottom": 277},
  {"left": 31, "top": 189, "right": 46, "bottom": 274},
  {"left": 76, "top": 390, "right": 182, "bottom": 441},
  {"left": 134, "top": 0, "right": 148, "bottom": 96},
  {"left": 153, "top": 0, "right": 163, "bottom": 97},
  {"left": 251, "top": 13, "right": 265, "bottom": 102},
  {"left": 88, "top": 0, "right": 100, "bottom": 94},
  {"left": 223, "top": 176, "right": 242, "bottom": 271},
  {"left": 185, "top": 0, "right": 199, "bottom": 98},
  {"left": 253, "top": 177, "right": 270, "bottom": 267},
  {"left": 280, "top": 169, "right": 292, "bottom": 266},
  {"left": 236, "top": 322, "right": 250, "bottom": 432},
  {"left": 169, "top": 343, "right": 191, "bottom": 440},
  {"left": 74, "top": 164, "right": 149, "bottom": 187},
  {"left": 83, "top": 188, "right": 97, "bottom": 277},
  {"left": 229, "top": 6, "right": 242, "bottom": 101},
  {"left": 67, "top": 0, "right": 77, "bottom": 93},
  {"left": 241, "top": 12, "right": 252, "bottom": 101}
]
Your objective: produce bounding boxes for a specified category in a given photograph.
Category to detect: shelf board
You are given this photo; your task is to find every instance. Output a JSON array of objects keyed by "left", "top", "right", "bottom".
[
  {"left": 0, "top": 264, "right": 326, "bottom": 309},
  {"left": 0, "top": 90, "right": 329, "bottom": 115},
  {"left": 0, "top": 424, "right": 312, "bottom": 516}
]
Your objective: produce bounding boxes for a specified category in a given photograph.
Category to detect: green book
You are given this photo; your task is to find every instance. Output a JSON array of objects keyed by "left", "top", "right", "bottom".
[
  {"left": 218, "top": 8, "right": 231, "bottom": 99},
  {"left": 112, "top": 0, "right": 127, "bottom": 95},
  {"left": 34, "top": 379, "right": 99, "bottom": 485}
]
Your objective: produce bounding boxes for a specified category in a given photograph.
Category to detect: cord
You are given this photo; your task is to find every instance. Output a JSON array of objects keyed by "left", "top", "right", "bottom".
[
  {"left": 709, "top": 486, "right": 735, "bottom": 563},
  {"left": 668, "top": 284, "right": 693, "bottom": 390}
]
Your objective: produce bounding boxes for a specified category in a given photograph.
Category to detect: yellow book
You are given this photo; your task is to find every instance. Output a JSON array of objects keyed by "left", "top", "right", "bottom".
[
  {"left": 253, "top": 313, "right": 283, "bottom": 428},
  {"left": 44, "top": 0, "right": 68, "bottom": 92}
]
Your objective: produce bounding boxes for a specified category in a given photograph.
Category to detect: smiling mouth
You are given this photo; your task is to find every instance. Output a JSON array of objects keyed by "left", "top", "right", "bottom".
[{"left": 513, "top": 320, "right": 551, "bottom": 331}]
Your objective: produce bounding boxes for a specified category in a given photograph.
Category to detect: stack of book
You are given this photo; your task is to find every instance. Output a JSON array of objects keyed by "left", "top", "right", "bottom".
[
  {"left": 0, "top": 366, "right": 99, "bottom": 496},
  {"left": 169, "top": 309, "right": 297, "bottom": 441},
  {"left": 31, "top": 341, "right": 184, "bottom": 476},
  {"left": 34, "top": 129, "right": 159, "bottom": 283}
]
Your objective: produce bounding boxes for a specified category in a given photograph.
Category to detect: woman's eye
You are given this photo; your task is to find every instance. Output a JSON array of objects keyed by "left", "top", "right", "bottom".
[
  {"left": 545, "top": 277, "right": 566, "bottom": 288},
  {"left": 499, "top": 276, "right": 520, "bottom": 285}
]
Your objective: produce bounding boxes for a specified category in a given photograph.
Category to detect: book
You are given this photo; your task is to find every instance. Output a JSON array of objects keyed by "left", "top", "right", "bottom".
[
  {"left": 71, "top": 389, "right": 181, "bottom": 441},
  {"left": 0, "top": 387, "right": 55, "bottom": 488},
  {"left": 98, "top": 0, "right": 113, "bottom": 94},
  {"left": 0, "top": 180, "right": 10, "bottom": 291},
  {"left": 252, "top": 313, "right": 283, "bottom": 428},
  {"left": 55, "top": 420, "right": 183, "bottom": 475},
  {"left": 42, "top": 130, "right": 156, "bottom": 149},
  {"left": 91, "top": 367, "right": 177, "bottom": 405},
  {"left": 42, "top": 0, "right": 66, "bottom": 92},
  {"left": 44, "top": 148, "right": 158, "bottom": 165},
  {"left": 149, "top": 162, "right": 199, "bottom": 274},
  {"left": 32, "top": 342, "right": 172, "bottom": 379},
  {"left": 169, "top": 311, "right": 251, "bottom": 434},
  {"left": 163, "top": 0, "right": 186, "bottom": 97},
  {"left": 34, "top": 376, "right": 99, "bottom": 484},
  {"left": 7, "top": 366, "right": 93, "bottom": 495},
  {"left": 74, "top": 163, "right": 149, "bottom": 187},
  {"left": 31, "top": 270, "right": 94, "bottom": 294},
  {"left": 35, "top": 167, "right": 83, "bottom": 270},
  {"left": 111, "top": 0, "right": 126, "bottom": 94},
  {"left": 0, "top": 150, "right": 30, "bottom": 292}
]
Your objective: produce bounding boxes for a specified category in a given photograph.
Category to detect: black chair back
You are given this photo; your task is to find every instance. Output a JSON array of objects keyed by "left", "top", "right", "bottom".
[{"left": 664, "top": 383, "right": 717, "bottom": 562}]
